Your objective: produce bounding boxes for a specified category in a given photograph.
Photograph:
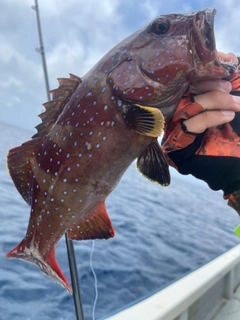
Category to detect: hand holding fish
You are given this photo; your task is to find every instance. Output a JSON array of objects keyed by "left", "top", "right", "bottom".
[
  {"left": 184, "top": 80, "right": 240, "bottom": 133},
  {"left": 163, "top": 55, "right": 240, "bottom": 215}
]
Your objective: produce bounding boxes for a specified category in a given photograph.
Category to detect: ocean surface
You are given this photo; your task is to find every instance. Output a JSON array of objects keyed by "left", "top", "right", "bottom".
[{"left": 0, "top": 121, "right": 239, "bottom": 320}]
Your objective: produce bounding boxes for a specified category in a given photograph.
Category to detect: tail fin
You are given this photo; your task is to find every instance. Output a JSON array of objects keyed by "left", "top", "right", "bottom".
[{"left": 6, "top": 240, "right": 72, "bottom": 293}]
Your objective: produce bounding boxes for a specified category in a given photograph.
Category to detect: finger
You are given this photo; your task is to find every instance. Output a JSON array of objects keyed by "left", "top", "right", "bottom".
[
  {"left": 195, "top": 91, "right": 240, "bottom": 112},
  {"left": 183, "top": 110, "right": 235, "bottom": 134},
  {"left": 192, "top": 80, "right": 232, "bottom": 93}
]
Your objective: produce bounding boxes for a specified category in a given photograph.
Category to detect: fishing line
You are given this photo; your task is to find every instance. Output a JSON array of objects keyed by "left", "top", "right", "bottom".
[{"left": 90, "top": 240, "right": 98, "bottom": 320}]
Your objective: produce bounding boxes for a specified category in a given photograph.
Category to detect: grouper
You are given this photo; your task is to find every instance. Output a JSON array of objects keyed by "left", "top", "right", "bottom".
[{"left": 6, "top": 8, "right": 237, "bottom": 292}]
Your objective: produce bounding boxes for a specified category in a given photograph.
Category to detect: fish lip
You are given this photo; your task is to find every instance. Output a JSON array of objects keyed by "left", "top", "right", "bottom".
[{"left": 192, "top": 8, "right": 237, "bottom": 78}]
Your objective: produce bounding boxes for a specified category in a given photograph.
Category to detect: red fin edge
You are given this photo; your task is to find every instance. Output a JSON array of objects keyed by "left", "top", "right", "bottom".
[
  {"left": 68, "top": 201, "right": 115, "bottom": 240},
  {"left": 6, "top": 239, "right": 72, "bottom": 294}
]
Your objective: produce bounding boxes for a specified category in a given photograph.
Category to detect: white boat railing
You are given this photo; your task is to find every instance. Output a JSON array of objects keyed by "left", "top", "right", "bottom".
[{"left": 106, "top": 244, "right": 240, "bottom": 320}]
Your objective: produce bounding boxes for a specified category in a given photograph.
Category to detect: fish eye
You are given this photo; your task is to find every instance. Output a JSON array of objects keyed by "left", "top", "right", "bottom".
[{"left": 150, "top": 19, "right": 170, "bottom": 34}]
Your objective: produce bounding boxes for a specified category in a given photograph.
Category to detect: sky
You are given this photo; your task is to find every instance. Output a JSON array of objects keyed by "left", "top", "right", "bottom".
[{"left": 1, "top": 0, "right": 240, "bottom": 134}]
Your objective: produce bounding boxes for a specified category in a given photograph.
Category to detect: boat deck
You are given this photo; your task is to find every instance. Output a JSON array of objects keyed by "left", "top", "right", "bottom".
[{"left": 212, "top": 285, "right": 240, "bottom": 320}]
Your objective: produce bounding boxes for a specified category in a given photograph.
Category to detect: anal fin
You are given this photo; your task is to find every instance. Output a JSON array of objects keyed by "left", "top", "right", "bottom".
[
  {"left": 68, "top": 201, "right": 115, "bottom": 240},
  {"left": 137, "top": 140, "right": 170, "bottom": 186}
]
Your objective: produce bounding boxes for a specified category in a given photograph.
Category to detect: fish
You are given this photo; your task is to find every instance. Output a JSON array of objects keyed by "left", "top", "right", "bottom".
[{"left": 6, "top": 8, "right": 237, "bottom": 293}]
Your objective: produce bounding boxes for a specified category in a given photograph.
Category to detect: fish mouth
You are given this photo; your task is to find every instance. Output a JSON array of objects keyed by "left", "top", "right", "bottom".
[
  {"left": 214, "top": 52, "right": 238, "bottom": 77},
  {"left": 192, "top": 8, "right": 238, "bottom": 78}
]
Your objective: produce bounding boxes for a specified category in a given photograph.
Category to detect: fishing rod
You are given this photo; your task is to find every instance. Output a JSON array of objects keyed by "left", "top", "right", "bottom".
[{"left": 31, "top": 1, "right": 84, "bottom": 319}]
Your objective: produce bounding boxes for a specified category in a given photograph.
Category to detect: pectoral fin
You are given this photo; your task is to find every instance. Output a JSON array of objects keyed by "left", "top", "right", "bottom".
[
  {"left": 137, "top": 140, "right": 170, "bottom": 186},
  {"left": 124, "top": 104, "right": 164, "bottom": 137}
]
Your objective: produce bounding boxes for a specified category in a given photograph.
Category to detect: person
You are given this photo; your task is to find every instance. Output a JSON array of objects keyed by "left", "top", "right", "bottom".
[{"left": 162, "top": 54, "right": 240, "bottom": 215}]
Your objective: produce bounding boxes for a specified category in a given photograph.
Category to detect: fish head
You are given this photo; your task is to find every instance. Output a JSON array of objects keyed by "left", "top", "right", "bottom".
[{"left": 107, "top": 8, "right": 238, "bottom": 122}]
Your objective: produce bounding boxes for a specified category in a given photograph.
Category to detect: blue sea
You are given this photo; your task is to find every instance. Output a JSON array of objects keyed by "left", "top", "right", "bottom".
[{"left": 0, "top": 121, "right": 239, "bottom": 320}]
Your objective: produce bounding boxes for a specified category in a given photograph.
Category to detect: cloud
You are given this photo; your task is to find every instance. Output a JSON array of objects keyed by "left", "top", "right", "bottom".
[
  {"left": 1, "top": 0, "right": 240, "bottom": 130},
  {"left": 0, "top": 76, "right": 24, "bottom": 90}
]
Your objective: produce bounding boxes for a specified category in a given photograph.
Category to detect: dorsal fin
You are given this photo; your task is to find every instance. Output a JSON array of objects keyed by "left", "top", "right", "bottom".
[
  {"left": 68, "top": 201, "right": 115, "bottom": 240},
  {"left": 32, "top": 74, "right": 82, "bottom": 139},
  {"left": 7, "top": 74, "right": 82, "bottom": 203}
]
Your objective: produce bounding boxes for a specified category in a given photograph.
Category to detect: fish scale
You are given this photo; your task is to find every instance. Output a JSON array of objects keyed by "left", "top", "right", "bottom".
[{"left": 6, "top": 8, "right": 238, "bottom": 292}]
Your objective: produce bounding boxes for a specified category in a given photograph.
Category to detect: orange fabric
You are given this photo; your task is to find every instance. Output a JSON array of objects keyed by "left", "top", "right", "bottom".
[
  {"left": 196, "top": 124, "right": 240, "bottom": 157},
  {"left": 224, "top": 190, "right": 240, "bottom": 216},
  {"left": 163, "top": 98, "right": 204, "bottom": 152}
]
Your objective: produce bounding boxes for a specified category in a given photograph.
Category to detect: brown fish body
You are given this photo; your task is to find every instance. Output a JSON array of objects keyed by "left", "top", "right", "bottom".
[{"left": 6, "top": 8, "right": 237, "bottom": 292}]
